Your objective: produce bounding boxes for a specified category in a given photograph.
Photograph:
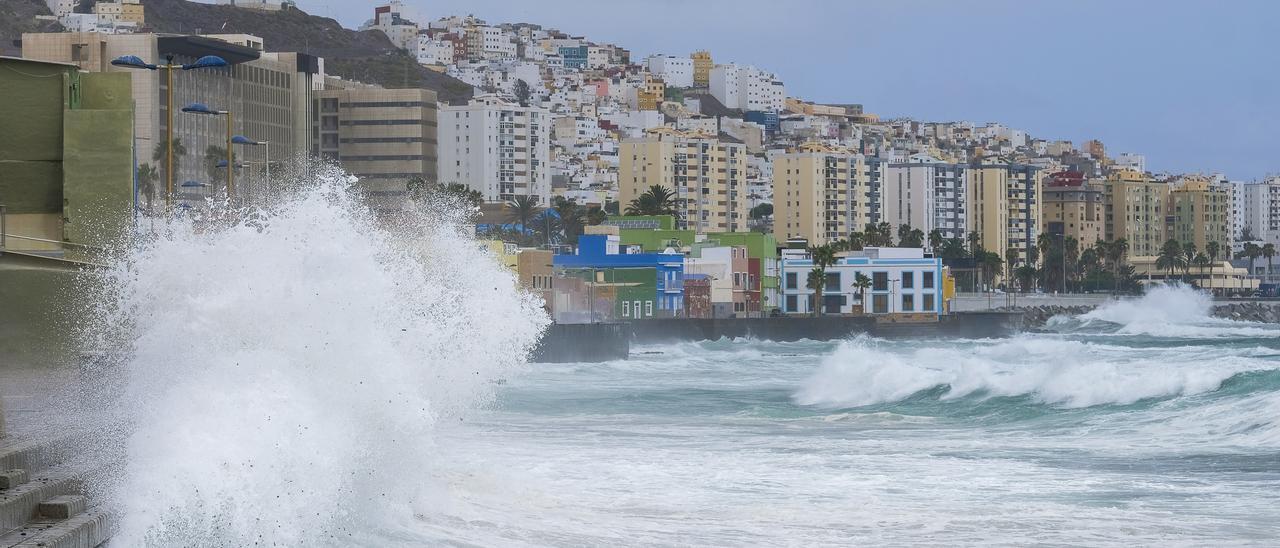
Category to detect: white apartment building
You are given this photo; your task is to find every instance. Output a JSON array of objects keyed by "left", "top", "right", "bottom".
[
  {"left": 1114, "top": 152, "right": 1146, "bottom": 174},
  {"left": 416, "top": 36, "right": 455, "bottom": 65},
  {"left": 469, "top": 26, "right": 517, "bottom": 60},
  {"left": 646, "top": 55, "right": 694, "bottom": 88},
  {"left": 439, "top": 94, "right": 551, "bottom": 205},
  {"left": 47, "top": 0, "right": 76, "bottom": 17},
  {"left": 1235, "top": 178, "right": 1280, "bottom": 250},
  {"left": 883, "top": 154, "right": 968, "bottom": 240},
  {"left": 362, "top": 2, "right": 420, "bottom": 51},
  {"left": 709, "top": 63, "right": 785, "bottom": 112}
]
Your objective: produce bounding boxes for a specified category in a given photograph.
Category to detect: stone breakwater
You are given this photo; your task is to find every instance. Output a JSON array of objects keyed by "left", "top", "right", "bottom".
[{"left": 1008, "top": 302, "right": 1280, "bottom": 329}]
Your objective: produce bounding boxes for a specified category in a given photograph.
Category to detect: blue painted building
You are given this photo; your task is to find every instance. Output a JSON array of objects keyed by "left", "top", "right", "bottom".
[
  {"left": 559, "top": 46, "right": 589, "bottom": 69},
  {"left": 553, "top": 234, "right": 685, "bottom": 314},
  {"left": 780, "top": 247, "right": 947, "bottom": 317},
  {"left": 745, "top": 110, "right": 780, "bottom": 133}
]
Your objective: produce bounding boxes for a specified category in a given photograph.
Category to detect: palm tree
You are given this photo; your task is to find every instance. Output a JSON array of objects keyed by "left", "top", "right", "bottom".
[
  {"left": 1015, "top": 265, "right": 1037, "bottom": 293},
  {"left": 807, "top": 244, "right": 837, "bottom": 316},
  {"left": 625, "top": 185, "right": 678, "bottom": 217},
  {"left": 1239, "top": 242, "right": 1262, "bottom": 277},
  {"left": 1205, "top": 241, "right": 1221, "bottom": 293},
  {"left": 853, "top": 273, "right": 872, "bottom": 314},
  {"left": 1157, "top": 239, "right": 1186, "bottom": 282},
  {"left": 1107, "top": 239, "right": 1129, "bottom": 293},
  {"left": 554, "top": 197, "right": 587, "bottom": 245},
  {"left": 137, "top": 163, "right": 159, "bottom": 214},
  {"left": 928, "top": 230, "right": 944, "bottom": 253},
  {"left": 204, "top": 145, "right": 230, "bottom": 190},
  {"left": 807, "top": 269, "right": 826, "bottom": 317},
  {"left": 152, "top": 137, "right": 188, "bottom": 185},
  {"left": 1005, "top": 248, "right": 1019, "bottom": 291},
  {"left": 1264, "top": 243, "right": 1277, "bottom": 281},
  {"left": 585, "top": 205, "right": 607, "bottom": 226},
  {"left": 896, "top": 225, "right": 924, "bottom": 248},
  {"left": 1193, "top": 253, "right": 1211, "bottom": 288},
  {"left": 506, "top": 195, "right": 539, "bottom": 235},
  {"left": 1181, "top": 242, "right": 1197, "bottom": 283}
]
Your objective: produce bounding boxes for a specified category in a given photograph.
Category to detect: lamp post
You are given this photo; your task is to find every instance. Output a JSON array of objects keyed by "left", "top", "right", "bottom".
[
  {"left": 181, "top": 103, "right": 234, "bottom": 202},
  {"left": 232, "top": 135, "right": 269, "bottom": 202},
  {"left": 110, "top": 54, "right": 228, "bottom": 209}
]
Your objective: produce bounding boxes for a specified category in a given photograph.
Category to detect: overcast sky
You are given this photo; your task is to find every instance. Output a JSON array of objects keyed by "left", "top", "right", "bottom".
[{"left": 279, "top": 0, "right": 1277, "bottom": 179}]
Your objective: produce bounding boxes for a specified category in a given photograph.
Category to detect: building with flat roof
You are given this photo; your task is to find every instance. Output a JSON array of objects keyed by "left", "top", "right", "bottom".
[
  {"left": 619, "top": 128, "right": 749, "bottom": 233},
  {"left": 1042, "top": 171, "right": 1104, "bottom": 249},
  {"left": 313, "top": 86, "right": 439, "bottom": 209},
  {"left": 883, "top": 155, "right": 968, "bottom": 241},
  {"left": 438, "top": 94, "right": 551, "bottom": 205},
  {"left": 1104, "top": 169, "right": 1169, "bottom": 257},
  {"left": 779, "top": 247, "right": 948, "bottom": 318},
  {"left": 21, "top": 32, "right": 321, "bottom": 204},
  {"left": 771, "top": 143, "right": 871, "bottom": 247}
]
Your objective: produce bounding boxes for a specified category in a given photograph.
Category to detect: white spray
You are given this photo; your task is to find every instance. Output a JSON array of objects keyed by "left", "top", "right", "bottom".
[{"left": 78, "top": 163, "right": 548, "bottom": 545}]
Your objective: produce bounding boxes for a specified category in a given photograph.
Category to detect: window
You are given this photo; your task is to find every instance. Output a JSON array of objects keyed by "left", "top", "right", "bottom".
[
  {"left": 902, "top": 271, "right": 914, "bottom": 289},
  {"left": 873, "top": 272, "right": 888, "bottom": 291},
  {"left": 646, "top": 301, "right": 654, "bottom": 317},
  {"left": 923, "top": 271, "right": 935, "bottom": 289},
  {"left": 622, "top": 300, "right": 631, "bottom": 317},
  {"left": 902, "top": 294, "right": 914, "bottom": 312},
  {"left": 923, "top": 294, "right": 935, "bottom": 312},
  {"left": 872, "top": 294, "right": 889, "bottom": 314},
  {"left": 786, "top": 272, "right": 797, "bottom": 290},
  {"left": 825, "top": 272, "right": 840, "bottom": 292},
  {"left": 786, "top": 294, "right": 798, "bottom": 312}
]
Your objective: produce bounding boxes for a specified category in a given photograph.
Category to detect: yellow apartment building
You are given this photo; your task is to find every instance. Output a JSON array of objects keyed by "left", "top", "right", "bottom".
[
  {"left": 1042, "top": 171, "right": 1104, "bottom": 249},
  {"left": 619, "top": 128, "right": 749, "bottom": 233},
  {"left": 1104, "top": 169, "right": 1169, "bottom": 257},
  {"left": 967, "top": 158, "right": 1042, "bottom": 265},
  {"left": 1170, "top": 177, "right": 1231, "bottom": 256},
  {"left": 691, "top": 50, "right": 712, "bottom": 87},
  {"left": 771, "top": 143, "right": 870, "bottom": 246}
]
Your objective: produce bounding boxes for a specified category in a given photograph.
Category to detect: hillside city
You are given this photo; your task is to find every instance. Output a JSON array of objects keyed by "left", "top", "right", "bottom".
[{"left": 4, "top": 0, "right": 1279, "bottom": 322}]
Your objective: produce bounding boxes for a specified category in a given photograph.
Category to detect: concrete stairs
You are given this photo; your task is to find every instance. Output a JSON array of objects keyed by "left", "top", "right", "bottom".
[{"left": 0, "top": 437, "right": 109, "bottom": 548}]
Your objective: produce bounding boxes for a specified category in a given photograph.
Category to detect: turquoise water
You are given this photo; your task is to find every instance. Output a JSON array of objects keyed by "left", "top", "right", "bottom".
[{"left": 419, "top": 289, "right": 1280, "bottom": 546}]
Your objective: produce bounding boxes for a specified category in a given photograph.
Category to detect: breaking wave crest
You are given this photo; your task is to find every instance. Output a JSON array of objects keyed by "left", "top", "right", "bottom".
[
  {"left": 794, "top": 336, "right": 1280, "bottom": 410},
  {"left": 75, "top": 163, "right": 549, "bottom": 545},
  {"left": 1049, "top": 285, "right": 1280, "bottom": 338}
]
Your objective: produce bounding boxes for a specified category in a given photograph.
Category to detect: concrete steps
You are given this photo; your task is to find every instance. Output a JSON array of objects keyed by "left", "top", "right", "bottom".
[{"left": 0, "top": 439, "right": 108, "bottom": 548}]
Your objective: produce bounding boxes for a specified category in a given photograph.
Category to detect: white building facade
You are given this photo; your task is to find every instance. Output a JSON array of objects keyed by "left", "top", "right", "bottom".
[
  {"left": 438, "top": 95, "right": 552, "bottom": 205},
  {"left": 646, "top": 55, "right": 694, "bottom": 88},
  {"left": 779, "top": 248, "right": 947, "bottom": 316}
]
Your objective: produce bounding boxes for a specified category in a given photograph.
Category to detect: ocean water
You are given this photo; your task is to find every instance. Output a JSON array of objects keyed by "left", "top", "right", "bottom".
[
  {"left": 413, "top": 287, "right": 1280, "bottom": 546},
  {"left": 74, "top": 172, "right": 1279, "bottom": 546}
]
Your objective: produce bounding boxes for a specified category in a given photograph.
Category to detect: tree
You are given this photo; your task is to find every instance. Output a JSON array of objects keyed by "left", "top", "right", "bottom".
[
  {"left": 1193, "top": 253, "right": 1211, "bottom": 287},
  {"left": 979, "top": 251, "right": 1003, "bottom": 289},
  {"left": 625, "top": 185, "right": 678, "bottom": 217},
  {"left": 1015, "top": 265, "right": 1037, "bottom": 292},
  {"left": 1239, "top": 242, "right": 1262, "bottom": 276},
  {"left": 897, "top": 224, "right": 924, "bottom": 248},
  {"left": 1107, "top": 238, "right": 1129, "bottom": 293},
  {"left": 806, "top": 269, "right": 826, "bottom": 317},
  {"left": 864, "top": 223, "right": 893, "bottom": 247},
  {"left": 203, "top": 145, "right": 231, "bottom": 191},
  {"left": 554, "top": 197, "right": 587, "bottom": 245},
  {"left": 1181, "top": 242, "right": 1197, "bottom": 282},
  {"left": 853, "top": 273, "right": 872, "bottom": 314},
  {"left": 1157, "top": 239, "right": 1187, "bottom": 281},
  {"left": 604, "top": 200, "right": 620, "bottom": 215},
  {"left": 928, "top": 230, "right": 944, "bottom": 253},
  {"left": 807, "top": 244, "right": 837, "bottom": 316},
  {"left": 506, "top": 195, "right": 539, "bottom": 235},
  {"left": 513, "top": 79, "right": 531, "bottom": 107},
  {"left": 585, "top": 205, "right": 607, "bottom": 226},
  {"left": 151, "top": 138, "right": 188, "bottom": 190},
  {"left": 1205, "top": 241, "right": 1221, "bottom": 292},
  {"left": 749, "top": 203, "right": 773, "bottom": 220},
  {"left": 137, "top": 163, "right": 159, "bottom": 214},
  {"left": 1264, "top": 243, "right": 1277, "bottom": 279}
]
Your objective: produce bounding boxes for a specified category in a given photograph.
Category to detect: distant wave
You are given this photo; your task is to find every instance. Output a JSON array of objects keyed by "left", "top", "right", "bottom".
[
  {"left": 794, "top": 336, "right": 1280, "bottom": 409},
  {"left": 1047, "top": 285, "right": 1280, "bottom": 339}
]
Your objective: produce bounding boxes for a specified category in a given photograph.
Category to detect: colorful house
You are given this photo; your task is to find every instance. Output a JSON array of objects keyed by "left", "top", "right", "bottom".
[{"left": 552, "top": 233, "right": 685, "bottom": 318}]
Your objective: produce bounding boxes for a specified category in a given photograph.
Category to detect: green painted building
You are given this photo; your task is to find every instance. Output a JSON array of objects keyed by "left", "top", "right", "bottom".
[
  {"left": 560, "top": 267, "right": 659, "bottom": 320},
  {"left": 1, "top": 56, "right": 134, "bottom": 364},
  {"left": 607, "top": 215, "right": 782, "bottom": 312},
  {"left": 0, "top": 55, "right": 135, "bottom": 259}
]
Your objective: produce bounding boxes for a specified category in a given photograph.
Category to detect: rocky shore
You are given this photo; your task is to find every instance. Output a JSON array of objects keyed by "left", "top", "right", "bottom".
[{"left": 1008, "top": 301, "right": 1280, "bottom": 329}]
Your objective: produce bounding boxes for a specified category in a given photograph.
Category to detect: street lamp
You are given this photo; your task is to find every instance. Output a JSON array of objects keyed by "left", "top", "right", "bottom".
[
  {"left": 110, "top": 54, "right": 228, "bottom": 208},
  {"left": 181, "top": 103, "right": 235, "bottom": 201},
  {"left": 232, "top": 135, "right": 269, "bottom": 202},
  {"left": 180, "top": 180, "right": 209, "bottom": 200}
]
